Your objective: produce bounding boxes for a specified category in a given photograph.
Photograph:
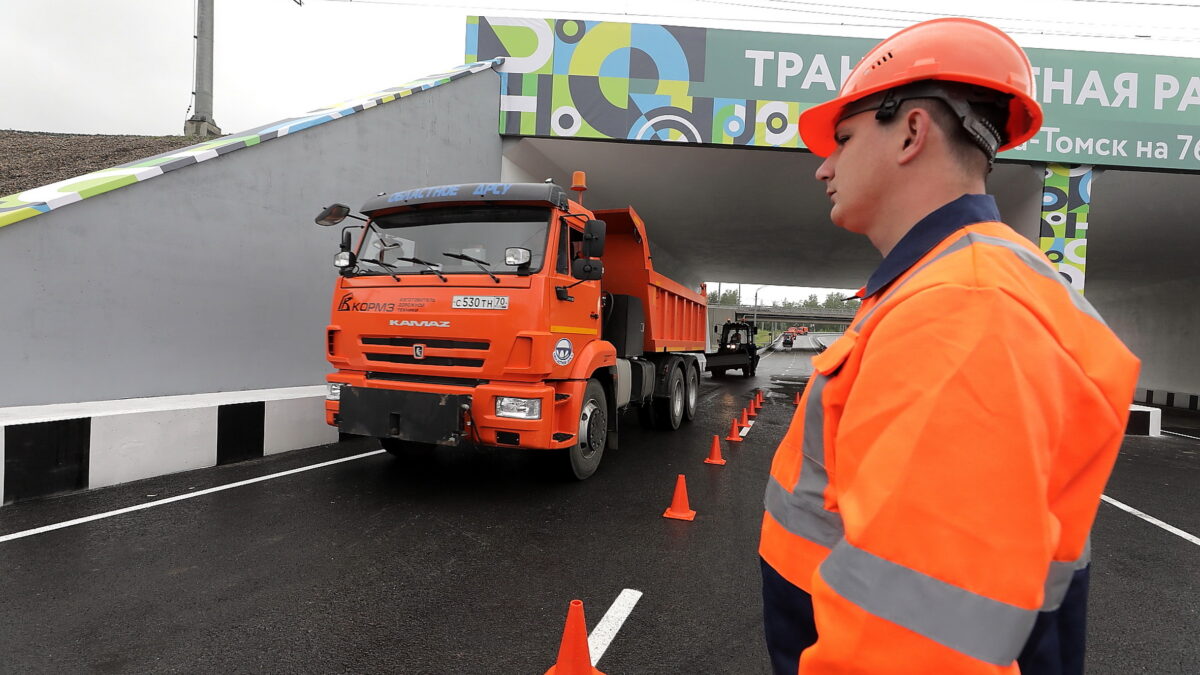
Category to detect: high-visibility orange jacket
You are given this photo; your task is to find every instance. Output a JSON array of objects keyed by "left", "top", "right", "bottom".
[{"left": 760, "top": 194, "right": 1139, "bottom": 673}]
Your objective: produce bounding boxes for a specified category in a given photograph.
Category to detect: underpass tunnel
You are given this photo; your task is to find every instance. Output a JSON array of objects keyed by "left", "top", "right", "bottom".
[{"left": 501, "top": 135, "right": 1045, "bottom": 294}]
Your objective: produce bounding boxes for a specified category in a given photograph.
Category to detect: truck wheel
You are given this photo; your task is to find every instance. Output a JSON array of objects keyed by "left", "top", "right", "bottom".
[
  {"left": 654, "top": 366, "right": 685, "bottom": 430},
  {"left": 683, "top": 364, "right": 699, "bottom": 422},
  {"left": 565, "top": 379, "right": 607, "bottom": 480}
]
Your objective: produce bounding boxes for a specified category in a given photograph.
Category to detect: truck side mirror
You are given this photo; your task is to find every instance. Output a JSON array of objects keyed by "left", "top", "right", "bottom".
[
  {"left": 340, "top": 229, "right": 354, "bottom": 253},
  {"left": 316, "top": 204, "right": 351, "bottom": 226},
  {"left": 571, "top": 257, "right": 603, "bottom": 281},
  {"left": 582, "top": 219, "right": 606, "bottom": 258}
]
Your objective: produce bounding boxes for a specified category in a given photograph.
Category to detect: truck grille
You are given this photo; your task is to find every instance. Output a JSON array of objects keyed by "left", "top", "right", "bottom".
[
  {"left": 361, "top": 337, "right": 489, "bottom": 350},
  {"left": 364, "top": 353, "right": 484, "bottom": 368},
  {"left": 366, "top": 372, "right": 482, "bottom": 388}
]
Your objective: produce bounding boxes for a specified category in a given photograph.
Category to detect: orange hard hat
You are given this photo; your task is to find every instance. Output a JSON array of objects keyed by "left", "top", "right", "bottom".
[{"left": 798, "top": 18, "right": 1043, "bottom": 157}]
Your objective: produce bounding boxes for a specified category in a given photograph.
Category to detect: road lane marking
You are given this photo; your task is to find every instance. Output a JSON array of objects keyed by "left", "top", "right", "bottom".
[
  {"left": 0, "top": 450, "right": 386, "bottom": 545},
  {"left": 589, "top": 588, "right": 642, "bottom": 665},
  {"left": 1101, "top": 495, "right": 1200, "bottom": 547},
  {"left": 1162, "top": 429, "right": 1200, "bottom": 442}
]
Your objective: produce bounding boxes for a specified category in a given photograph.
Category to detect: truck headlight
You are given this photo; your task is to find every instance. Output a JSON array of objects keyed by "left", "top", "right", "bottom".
[
  {"left": 327, "top": 383, "right": 343, "bottom": 401},
  {"left": 496, "top": 396, "right": 541, "bottom": 419}
]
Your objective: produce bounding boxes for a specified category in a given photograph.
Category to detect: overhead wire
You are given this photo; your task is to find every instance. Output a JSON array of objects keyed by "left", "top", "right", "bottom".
[
  {"left": 688, "top": 0, "right": 1200, "bottom": 40},
  {"left": 756, "top": 0, "right": 1200, "bottom": 31},
  {"left": 311, "top": 0, "right": 1200, "bottom": 41}
]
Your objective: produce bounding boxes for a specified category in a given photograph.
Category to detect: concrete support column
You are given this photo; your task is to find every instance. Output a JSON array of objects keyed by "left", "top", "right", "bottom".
[
  {"left": 184, "top": 0, "right": 222, "bottom": 138},
  {"left": 1039, "top": 163, "right": 1093, "bottom": 294}
]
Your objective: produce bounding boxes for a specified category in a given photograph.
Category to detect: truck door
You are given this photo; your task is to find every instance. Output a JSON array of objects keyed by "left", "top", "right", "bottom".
[{"left": 549, "top": 219, "right": 601, "bottom": 366}]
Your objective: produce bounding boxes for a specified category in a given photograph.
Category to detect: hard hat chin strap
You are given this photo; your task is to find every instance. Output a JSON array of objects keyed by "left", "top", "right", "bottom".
[{"left": 839, "top": 82, "right": 1011, "bottom": 163}]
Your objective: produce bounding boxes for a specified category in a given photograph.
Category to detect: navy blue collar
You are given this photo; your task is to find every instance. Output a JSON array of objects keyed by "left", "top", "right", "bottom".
[{"left": 863, "top": 193, "right": 1001, "bottom": 298}]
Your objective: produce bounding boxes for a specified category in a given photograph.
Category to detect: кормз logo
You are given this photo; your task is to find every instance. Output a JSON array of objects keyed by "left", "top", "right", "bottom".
[
  {"left": 553, "top": 338, "right": 574, "bottom": 366},
  {"left": 337, "top": 293, "right": 352, "bottom": 311}
]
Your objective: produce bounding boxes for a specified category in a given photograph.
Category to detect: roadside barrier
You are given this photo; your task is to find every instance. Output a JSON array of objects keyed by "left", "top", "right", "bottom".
[{"left": 0, "top": 386, "right": 337, "bottom": 506}]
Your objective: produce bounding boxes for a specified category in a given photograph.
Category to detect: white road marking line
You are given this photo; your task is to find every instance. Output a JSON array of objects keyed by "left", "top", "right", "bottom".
[
  {"left": 1162, "top": 429, "right": 1200, "bottom": 442},
  {"left": 739, "top": 424, "right": 751, "bottom": 437},
  {"left": 1101, "top": 495, "right": 1200, "bottom": 547},
  {"left": 589, "top": 588, "right": 642, "bottom": 665},
  {"left": 0, "top": 450, "right": 386, "bottom": 545}
]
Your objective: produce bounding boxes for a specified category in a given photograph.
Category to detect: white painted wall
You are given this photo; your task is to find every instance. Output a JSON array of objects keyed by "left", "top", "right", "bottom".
[{"left": 0, "top": 71, "right": 503, "bottom": 408}]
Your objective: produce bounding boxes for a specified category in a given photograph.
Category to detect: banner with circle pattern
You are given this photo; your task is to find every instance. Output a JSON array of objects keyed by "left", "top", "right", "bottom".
[
  {"left": 467, "top": 16, "right": 1200, "bottom": 173},
  {"left": 1040, "top": 164, "right": 1092, "bottom": 294}
]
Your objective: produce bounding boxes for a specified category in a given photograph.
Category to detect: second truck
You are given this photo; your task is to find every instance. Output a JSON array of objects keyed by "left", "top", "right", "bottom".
[{"left": 317, "top": 173, "right": 720, "bottom": 479}]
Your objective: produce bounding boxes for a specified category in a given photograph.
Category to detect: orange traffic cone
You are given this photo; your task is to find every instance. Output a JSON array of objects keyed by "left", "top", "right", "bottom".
[
  {"left": 724, "top": 418, "right": 744, "bottom": 443},
  {"left": 747, "top": 399, "right": 758, "bottom": 418},
  {"left": 545, "top": 599, "right": 605, "bottom": 675},
  {"left": 663, "top": 474, "right": 696, "bottom": 520},
  {"left": 756, "top": 390, "right": 765, "bottom": 406},
  {"left": 793, "top": 391, "right": 802, "bottom": 405},
  {"left": 738, "top": 408, "right": 751, "bottom": 429},
  {"left": 704, "top": 435, "right": 726, "bottom": 466}
]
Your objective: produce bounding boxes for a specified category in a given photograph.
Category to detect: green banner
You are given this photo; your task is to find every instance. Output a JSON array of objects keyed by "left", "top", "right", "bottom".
[{"left": 468, "top": 16, "right": 1200, "bottom": 171}]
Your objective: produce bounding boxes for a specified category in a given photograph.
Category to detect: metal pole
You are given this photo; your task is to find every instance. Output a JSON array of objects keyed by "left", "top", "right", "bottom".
[{"left": 185, "top": 0, "right": 222, "bottom": 137}]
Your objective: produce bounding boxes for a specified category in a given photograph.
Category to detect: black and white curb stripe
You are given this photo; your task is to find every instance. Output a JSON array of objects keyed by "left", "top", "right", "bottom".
[{"left": 0, "top": 386, "right": 336, "bottom": 505}]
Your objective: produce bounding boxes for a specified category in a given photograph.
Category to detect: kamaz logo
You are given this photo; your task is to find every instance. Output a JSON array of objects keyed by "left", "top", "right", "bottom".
[
  {"left": 389, "top": 319, "right": 450, "bottom": 328},
  {"left": 413, "top": 344, "right": 426, "bottom": 359}
]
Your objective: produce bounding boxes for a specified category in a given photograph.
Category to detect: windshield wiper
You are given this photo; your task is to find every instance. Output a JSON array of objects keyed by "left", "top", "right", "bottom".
[
  {"left": 396, "top": 256, "right": 447, "bottom": 282},
  {"left": 443, "top": 252, "right": 500, "bottom": 283},
  {"left": 356, "top": 258, "right": 403, "bottom": 282}
]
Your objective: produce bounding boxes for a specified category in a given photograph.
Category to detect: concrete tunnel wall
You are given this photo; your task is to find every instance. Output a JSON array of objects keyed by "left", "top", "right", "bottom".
[
  {"left": 0, "top": 70, "right": 503, "bottom": 408},
  {"left": 1086, "top": 170, "right": 1200, "bottom": 402}
]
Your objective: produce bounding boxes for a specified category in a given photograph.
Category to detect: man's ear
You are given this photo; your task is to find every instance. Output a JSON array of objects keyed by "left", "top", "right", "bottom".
[{"left": 897, "top": 106, "right": 932, "bottom": 165}]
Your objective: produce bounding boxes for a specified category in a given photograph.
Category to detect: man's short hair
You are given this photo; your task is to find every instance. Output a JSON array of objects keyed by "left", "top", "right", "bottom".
[{"left": 897, "top": 97, "right": 1008, "bottom": 177}]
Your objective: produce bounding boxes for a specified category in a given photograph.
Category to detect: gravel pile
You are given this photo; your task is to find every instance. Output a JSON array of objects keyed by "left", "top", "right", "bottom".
[{"left": 0, "top": 129, "right": 204, "bottom": 198}]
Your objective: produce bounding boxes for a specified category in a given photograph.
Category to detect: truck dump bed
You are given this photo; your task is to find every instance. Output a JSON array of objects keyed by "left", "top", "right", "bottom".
[{"left": 593, "top": 207, "right": 707, "bottom": 353}]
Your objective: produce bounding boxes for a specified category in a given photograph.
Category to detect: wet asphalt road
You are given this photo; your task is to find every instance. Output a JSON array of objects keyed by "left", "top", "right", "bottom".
[{"left": 1, "top": 344, "right": 1197, "bottom": 674}]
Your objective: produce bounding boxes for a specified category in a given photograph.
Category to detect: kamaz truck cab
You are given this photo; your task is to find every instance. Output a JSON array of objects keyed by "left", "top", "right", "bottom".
[{"left": 316, "top": 174, "right": 709, "bottom": 479}]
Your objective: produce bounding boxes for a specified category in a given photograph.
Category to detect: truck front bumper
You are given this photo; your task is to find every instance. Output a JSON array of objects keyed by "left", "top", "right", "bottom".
[
  {"left": 337, "top": 386, "right": 470, "bottom": 445},
  {"left": 326, "top": 379, "right": 583, "bottom": 450}
]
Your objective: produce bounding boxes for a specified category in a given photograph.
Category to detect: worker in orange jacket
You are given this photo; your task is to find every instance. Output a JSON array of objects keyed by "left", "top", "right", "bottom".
[{"left": 759, "top": 18, "right": 1140, "bottom": 675}]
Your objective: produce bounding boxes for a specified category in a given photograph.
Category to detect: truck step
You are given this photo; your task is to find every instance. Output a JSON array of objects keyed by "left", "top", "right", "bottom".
[{"left": 552, "top": 432, "right": 576, "bottom": 442}]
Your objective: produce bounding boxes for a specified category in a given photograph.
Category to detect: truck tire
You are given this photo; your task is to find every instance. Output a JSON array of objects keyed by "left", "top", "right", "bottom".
[
  {"left": 564, "top": 379, "right": 607, "bottom": 480},
  {"left": 654, "top": 365, "right": 685, "bottom": 430},
  {"left": 683, "top": 363, "right": 699, "bottom": 422}
]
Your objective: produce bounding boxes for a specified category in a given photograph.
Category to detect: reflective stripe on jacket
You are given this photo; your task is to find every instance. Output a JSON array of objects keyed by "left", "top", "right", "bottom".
[{"left": 759, "top": 220, "right": 1139, "bottom": 673}]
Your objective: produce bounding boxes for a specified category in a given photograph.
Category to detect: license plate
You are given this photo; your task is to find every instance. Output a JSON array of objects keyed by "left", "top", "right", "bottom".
[{"left": 452, "top": 295, "right": 509, "bottom": 310}]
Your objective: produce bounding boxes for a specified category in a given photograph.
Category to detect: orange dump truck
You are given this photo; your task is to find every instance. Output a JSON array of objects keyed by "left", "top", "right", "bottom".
[{"left": 316, "top": 174, "right": 708, "bottom": 479}]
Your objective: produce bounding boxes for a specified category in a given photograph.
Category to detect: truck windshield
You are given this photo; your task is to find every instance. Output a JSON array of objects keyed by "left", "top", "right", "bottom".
[{"left": 359, "top": 205, "right": 550, "bottom": 276}]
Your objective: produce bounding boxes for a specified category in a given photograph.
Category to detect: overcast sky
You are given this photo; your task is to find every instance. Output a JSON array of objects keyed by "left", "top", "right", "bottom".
[{"left": 4, "top": 0, "right": 1197, "bottom": 301}]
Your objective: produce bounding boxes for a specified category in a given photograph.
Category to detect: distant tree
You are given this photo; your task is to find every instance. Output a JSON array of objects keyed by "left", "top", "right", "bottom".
[
  {"left": 707, "top": 289, "right": 741, "bottom": 305},
  {"left": 822, "top": 292, "right": 861, "bottom": 310},
  {"left": 801, "top": 293, "right": 821, "bottom": 308}
]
